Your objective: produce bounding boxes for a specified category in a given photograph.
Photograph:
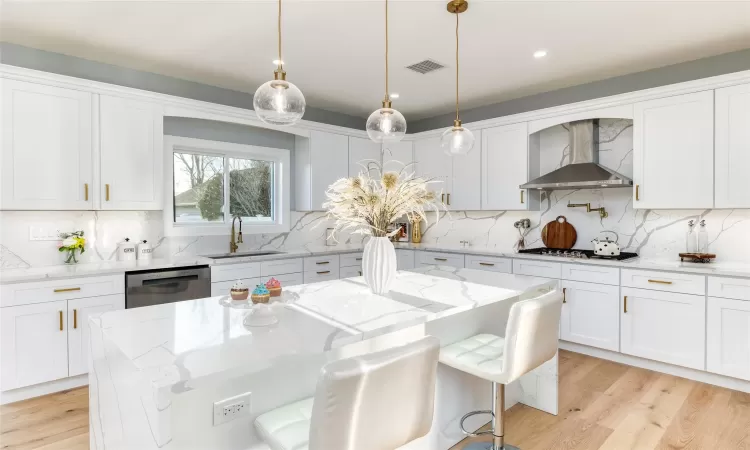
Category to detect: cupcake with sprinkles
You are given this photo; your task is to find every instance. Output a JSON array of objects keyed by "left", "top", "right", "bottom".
[
  {"left": 251, "top": 284, "right": 271, "bottom": 304},
  {"left": 230, "top": 280, "right": 249, "bottom": 301},
  {"left": 265, "top": 278, "right": 282, "bottom": 297}
]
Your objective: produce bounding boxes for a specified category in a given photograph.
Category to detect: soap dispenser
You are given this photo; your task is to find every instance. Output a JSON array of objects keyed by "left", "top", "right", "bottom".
[
  {"left": 686, "top": 220, "right": 696, "bottom": 253},
  {"left": 697, "top": 220, "right": 709, "bottom": 253}
]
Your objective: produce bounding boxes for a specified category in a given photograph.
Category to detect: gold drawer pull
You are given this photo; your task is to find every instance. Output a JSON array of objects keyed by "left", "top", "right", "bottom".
[
  {"left": 635, "top": 185, "right": 640, "bottom": 201},
  {"left": 358, "top": 271, "right": 362, "bottom": 276},
  {"left": 441, "top": 193, "right": 445, "bottom": 203},
  {"left": 106, "top": 184, "right": 110, "bottom": 201},
  {"left": 59, "top": 311, "right": 63, "bottom": 331},
  {"left": 355, "top": 258, "right": 362, "bottom": 261},
  {"left": 624, "top": 296, "right": 628, "bottom": 313},
  {"left": 648, "top": 279, "right": 673, "bottom": 285},
  {"left": 84, "top": 183, "right": 89, "bottom": 201},
  {"left": 434, "top": 258, "right": 448, "bottom": 262},
  {"left": 317, "top": 270, "right": 331, "bottom": 275},
  {"left": 54, "top": 287, "right": 81, "bottom": 293},
  {"left": 479, "top": 262, "right": 495, "bottom": 267},
  {"left": 315, "top": 261, "right": 330, "bottom": 265},
  {"left": 563, "top": 287, "right": 567, "bottom": 303},
  {"left": 74, "top": 309, "right": 77, "bottom": 329},
  {"left": 446, "top": 193, "right": 451, "bottom": 206},
  {"left": 520, "top": 191, "right": 524, "bottom": 204}
]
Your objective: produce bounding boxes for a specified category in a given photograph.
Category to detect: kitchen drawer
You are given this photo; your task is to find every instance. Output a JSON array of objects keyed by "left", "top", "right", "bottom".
[
  {"left": 260, "top": 258, "right": 303, "bottom": 277},
  {"left": 340, "top": 266, "right": 363, "bottom": 279},
  {"left": 417, "top": 251, "right": 465, "bottom": 269},
  {"left": 395, "top": 249, "right": 415, "bottom": 270},
  {"left": 264, "top": 272, "right": 304, "bottom": 288},
  {"left": 304, "top": 255, "right": 340, "bottom": 272},
  {"left": 211, "top": 262, "right": 261, "bottom": 283},
  {"left": 304, "top": 267, "right": 340, "bottom": 284},
  {"left": 465, "top": 254, "right": 512, "bottom": 273},
  {"left": 562, "top": 263, "right": 619, "bottom": 286},
  {"left": 513, "top": 259, "right": 562, "bottom": 279},
  {"left": 339, "top": 252, "right": 363, "bottom": 268},
  {"left": 708, "top": 276, "right": 750, "bottom": 301},
  {"left": 211, "top": 278, "right": 260, "bottom": 297},
  {"left": 621, "top": 269, "right": 705, "bottom": 295},
  {"left": 1, "top": 275, "right": 124, "bottom": 308}
]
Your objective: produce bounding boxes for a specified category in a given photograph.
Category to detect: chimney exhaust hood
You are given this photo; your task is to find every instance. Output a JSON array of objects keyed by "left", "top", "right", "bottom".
[{"left": 520, "top": 119, "right": 633, "bottom": 190}]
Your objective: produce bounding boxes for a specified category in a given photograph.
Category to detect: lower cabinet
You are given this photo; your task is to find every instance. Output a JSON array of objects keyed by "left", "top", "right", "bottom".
[
  {"left": 68, "top": 295, "right": 124, "bottom": 376},
  {"left": 340, "top": 266, "right": 363, "bottom": 278},
  {"left": 707, "top": 296, "right": 750, "bottom": 381},
  {"left": 211, "top": 278, "right": 261, "bottom": 297},
  {"left": 395, "top": 249, "right": 415, "bottom": 270},
  {"left": 620, "top": 287, "right": 705, "bottom": 370},
  {"left": 560, "top": 281, "right": 620, "bottom": 352}
]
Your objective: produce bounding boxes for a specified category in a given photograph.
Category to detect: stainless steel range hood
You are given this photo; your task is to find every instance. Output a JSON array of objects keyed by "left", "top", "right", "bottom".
[{"left": 520, "top": 119, "right": 633, "bottom": 190}]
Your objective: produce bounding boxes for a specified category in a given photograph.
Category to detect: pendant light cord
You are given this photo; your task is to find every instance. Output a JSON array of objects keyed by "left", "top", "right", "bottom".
[
  {"left": 455, "top": 11, "right": 460, "bottom": 122},
  {"left": 385, "top": 0, "right": 389, "bottom": 101},
  {"left": 278, "top": 0, "right": 283, "bottom": 70}
]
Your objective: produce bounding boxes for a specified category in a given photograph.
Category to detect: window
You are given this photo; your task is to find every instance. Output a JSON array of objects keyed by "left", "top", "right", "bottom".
[{"left": 165, "top": 136, "right": 290, "bottom": 236}]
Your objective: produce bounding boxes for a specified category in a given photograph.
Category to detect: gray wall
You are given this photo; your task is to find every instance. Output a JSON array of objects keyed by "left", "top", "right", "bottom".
[
  {"left": 0, "top": 42, "right": 365, "bottom": 130},
  {"left": 164, "top": 117, "right": 295, "bottom": 150},
  {"left": 410, "top": 48, "right": 750, "bottom": 132}
]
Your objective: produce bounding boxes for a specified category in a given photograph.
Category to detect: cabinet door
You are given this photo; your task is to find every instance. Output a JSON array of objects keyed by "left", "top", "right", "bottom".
[
  {"left": 348, "top": 137, "right": 381, "bottom": 177},
  {"left": 396, "top": 249, "right": 415, "bottom": 270},
  {"left": 715, "top": 83, "right": 750, "bottom": 208},
  {"left": 621, "top": 287, "right": 705, "bottom": 370},
  {"left": 68, "top": 294, "right": 124, "bottom": 377},
  {"left": 560, "top": 281, "right": 619, "bottom": 352},
  {"left": 633, "top": 91, "right": 714, "bottom": 209},
  {"left": 310, "top": 131, "right": 349, "bottom": 210},
  {"left": 707, "top": 296, "right": 750, "bottom": 381},
  {"left": 1, "top": 80, "right": 93, "bottom": 210},
  {"left": 450, "top": 129, "right": 482, "bottom": 210},
  {"left": 99, "top": 95, "right": 163, "bottom": 210},
  {"left": 383, "top": 141, "right": 414, "bottom": 173},
  {"left": 482, "top": 123, "right": 529, "bottom": 210},
  {"left": 0, "top": 301, "right": 68, "bottom": 390},
  {"left": 414, "top": 136, "right": 452, "bottom": 206}
]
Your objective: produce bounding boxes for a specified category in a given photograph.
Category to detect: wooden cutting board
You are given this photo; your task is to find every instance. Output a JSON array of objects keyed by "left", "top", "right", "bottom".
[{"left": 542, "top": 216, "right": 577, "bottom": 249}]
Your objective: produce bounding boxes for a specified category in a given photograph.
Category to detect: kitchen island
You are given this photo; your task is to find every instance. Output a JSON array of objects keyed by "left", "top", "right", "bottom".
[{"left": 89, "top": 267, "right": 558, "bottom": 450}]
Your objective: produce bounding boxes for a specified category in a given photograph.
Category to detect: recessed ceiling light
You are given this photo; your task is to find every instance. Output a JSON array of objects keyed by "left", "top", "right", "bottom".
[
  {"left": 273, "top": 59, "right": 284, "bottom": 65},
  {"left": 533, "top": 50, "right": 548, "bottom": 59},
  {"left": 390, "top": 93, "right": 400, "bottom": 99}
]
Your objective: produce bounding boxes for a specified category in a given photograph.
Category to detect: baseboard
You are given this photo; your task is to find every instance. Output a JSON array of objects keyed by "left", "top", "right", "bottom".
[
  {"left": 0, "top": 375, "right": 88, "bottom": 405},
  {"left": 560, "top": 342, "right": 750, "bottom": 394}
]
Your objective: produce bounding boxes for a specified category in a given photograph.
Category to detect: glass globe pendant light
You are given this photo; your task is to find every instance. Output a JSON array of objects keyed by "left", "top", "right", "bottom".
[
  {"left": 441, "top": 0, "right": 474, "bottom": 156},
  {"left": 253, "top": 0, "right": 306, "bottom": 126},
  {"left": 366, "top": 0, "right": 406, "bottom": 143}
]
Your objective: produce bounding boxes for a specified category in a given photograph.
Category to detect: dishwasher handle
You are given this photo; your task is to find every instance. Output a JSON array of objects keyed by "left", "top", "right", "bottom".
[
  {"left": 126, "top": 267, "right": 209, "bottom": 287},
  {"left": 142, "top": 274, "right": 199, "bottom": 286}
]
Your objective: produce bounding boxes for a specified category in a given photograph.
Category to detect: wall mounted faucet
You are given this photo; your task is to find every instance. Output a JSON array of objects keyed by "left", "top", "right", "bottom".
[{"left": 567, "top": 202, "right": 608, "bottom": 219}]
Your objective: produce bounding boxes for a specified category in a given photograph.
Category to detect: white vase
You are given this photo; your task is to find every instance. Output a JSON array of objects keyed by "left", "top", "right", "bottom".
[{"left": 362, "top": 237, "right": 397, "bottom": 294}]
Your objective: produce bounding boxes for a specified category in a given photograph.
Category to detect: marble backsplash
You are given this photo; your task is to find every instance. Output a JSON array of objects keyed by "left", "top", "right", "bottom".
[{"left": 2, "top": 119, "right": 749, "bottom": 268}]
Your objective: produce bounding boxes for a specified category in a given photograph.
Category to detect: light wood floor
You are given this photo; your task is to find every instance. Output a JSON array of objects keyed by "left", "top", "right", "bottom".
[{"left": 2, "top": 351, "right": 749, "bottom": 450}]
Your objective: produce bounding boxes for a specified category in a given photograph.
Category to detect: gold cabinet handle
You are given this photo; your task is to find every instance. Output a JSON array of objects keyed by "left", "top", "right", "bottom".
[
  {"left": 520, "top": 191, "right": 525, "bottom": 204},
  {"left": 355, "top": 257, "right": 362, "bottom": 261},
  {"left": 441, "top": 193, "right": 445, "bottom": 203},
  {"left": 648, "top": 279, "right": 673, "bottom": 285},
  {"left": 358, "top": 271, "right": 362, "bottom": 276},
  {"left": 624, "top": 296, "right": 628, "bottom": 313},
  {"left": 316, "top": 270, "right": 330, "bottom": 275},
  {"left": 105, "top": 184, "right": 110, "bottom": 201},
  {"left": 563, "top": 287, "right": 567, "bottom": 303},
  {"left": 84, "top": 183, "right": 89, "bottom": 201},
  {"left": 59, "top": 311, "right": 64, "bottom": 331},
  {"left": 434, "top": 258, "right": 448, "bottom": 262},
  {"left": 635, "top": 185, "right": 640, "bottom": 201},
  {"left": 54, "top": 287, "right": 81, "bottom": 293},
  {"left": 446, "top": 193, "right": 451, "bottom": 205},
  {"left": 74, "top": 309, "right": 77, "bottom": 329},
  {"left": 315, "top": 261, "right": 330, "bottom": 265},
  {"left": 479, "top": 262, "right": 495, "bottom": 267}
]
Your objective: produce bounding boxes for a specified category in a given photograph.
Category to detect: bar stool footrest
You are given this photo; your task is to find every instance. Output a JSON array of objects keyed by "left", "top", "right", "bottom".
[
  {"left": 461, "top": 443, "right": 521, "bottom": 450},
  {"left": 459, "top": 410, "right": 495, "bottom": 437}
]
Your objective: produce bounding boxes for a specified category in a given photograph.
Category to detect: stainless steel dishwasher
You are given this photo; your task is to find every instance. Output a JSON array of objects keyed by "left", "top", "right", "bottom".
[{"left": 125, "top": 266, "right": 211, "bottom": 309}]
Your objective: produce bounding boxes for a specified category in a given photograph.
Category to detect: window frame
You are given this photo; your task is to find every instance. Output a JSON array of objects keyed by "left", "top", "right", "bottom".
[{"left": 164, "top": 135, "right": 290, "bottom": 236}]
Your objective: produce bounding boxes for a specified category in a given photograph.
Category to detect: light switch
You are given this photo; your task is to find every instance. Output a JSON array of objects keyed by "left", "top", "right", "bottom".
[{"left": 29, "top": 225, "right": 62, "bottom": 241}]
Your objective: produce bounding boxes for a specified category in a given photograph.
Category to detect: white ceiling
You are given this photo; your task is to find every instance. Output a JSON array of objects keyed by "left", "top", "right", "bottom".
[{"left": 2, "top": 1, "right": 750, "bottom": 120}]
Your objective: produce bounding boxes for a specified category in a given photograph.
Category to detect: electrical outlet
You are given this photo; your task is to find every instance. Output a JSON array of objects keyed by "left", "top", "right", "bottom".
[
  {"left": 29, "top": 225, "right": 62, "bottom": 241},
  {"left": 213, "top": 392, "right": 251, "bottom": 426}
]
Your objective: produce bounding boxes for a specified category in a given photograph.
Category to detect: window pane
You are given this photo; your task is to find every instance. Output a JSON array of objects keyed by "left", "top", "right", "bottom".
[
  {"left": 173, "top": 152, "right": 224, "bottom": 223},
  {"left": 228, "top": 157, "right": 274, "bottom": 221}
]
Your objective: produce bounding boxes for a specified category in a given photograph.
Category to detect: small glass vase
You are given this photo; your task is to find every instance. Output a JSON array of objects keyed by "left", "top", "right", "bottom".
[{"left": 63, "top": 248, "right": 80, "bottom": 265}]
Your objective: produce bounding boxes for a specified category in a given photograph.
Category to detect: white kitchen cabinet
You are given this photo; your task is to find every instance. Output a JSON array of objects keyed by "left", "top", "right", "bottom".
[
  {"left": 465, "top": 254, "right": 512, "bottom": 273},
  {"left": 620, "top": 287, "right": 705, "bottom": 370},
  {"left": 211, "top": 278, "right": 261, "bottom": 297},
  {"left": 707, "top": 296, "right": 750, "bottom": 381},
  {"left": 396, "top": 249, "right": 415, "bottom": 270},
  {"left": 560, "top": 281, "right": 619, "bottom": 352},
  {"left": 1, "top": 301, "right": 69, "bottom": 390},
  {"left": 295, "top": 131, "right": 349, "bottom": 211},
  {"left": 715, "top": 83, "right": 750, "bottom": 208},
  {"left": 340, "top": 266, "right": 363, "bottom": 278},
  {"left": 348, "top": 137, "right": 381, "bottom": 177},
  {"left": 414, "top": 135, "right": 481, "bottom": 210},
  {"left": 1, "top": 79, "right": 93, "bottom": 210},
  {"left": 633, "top": 91, "right": 714, "bottom": 209},
  {"left": 383, "top": 141, "right": 414, "bottom": 173},
  {"left": 68, "top": 294, "right": 124, "bottom": 377},
  {"left": 99, "top": 95, "right": 163, "bottom": 210},
  {"left": 482, "top": 122, "right": 533, "bottom": 210}
]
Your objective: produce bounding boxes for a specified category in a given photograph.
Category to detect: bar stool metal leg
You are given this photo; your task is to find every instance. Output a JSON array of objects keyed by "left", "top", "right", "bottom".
[{"left": 461, "top": 383, "right": 520, "bottom": 450}]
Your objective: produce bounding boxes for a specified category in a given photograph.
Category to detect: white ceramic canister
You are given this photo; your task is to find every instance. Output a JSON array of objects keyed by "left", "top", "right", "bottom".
[
  {"left": 117, "top": 238, "right": 137, "bottom": 261},
  {"left": 137, "top": 240, "right": 153, "bottom": 261}
]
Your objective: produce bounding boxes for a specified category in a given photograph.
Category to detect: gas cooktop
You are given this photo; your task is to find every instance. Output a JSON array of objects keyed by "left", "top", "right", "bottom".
[{"left": 518, "top": 248, "right": 638, "bottom": 261}]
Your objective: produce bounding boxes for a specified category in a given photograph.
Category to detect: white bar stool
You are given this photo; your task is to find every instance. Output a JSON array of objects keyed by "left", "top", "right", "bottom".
[
  {"left": 440, "top": 290, "right": 564, "bottom": 450},
  {"left": 254, "top": 336, "right": 440, "bottom": 450}
]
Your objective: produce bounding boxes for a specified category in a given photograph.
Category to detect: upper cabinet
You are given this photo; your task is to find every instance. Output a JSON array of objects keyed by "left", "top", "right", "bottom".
[
  {"left": 383, "top": 141, "right": 414, "bottom": 173},
  {"left": 295, "top": 130, "right": 349, "bottom": 211},
  {"left": 414, "top": 135, "right": 481, "bottom": 210},
  {"left": 99, "top": 95, "right": 163, "bottom": 210},
  {"left": 1, "top": 80, "right": 93, "bottom": 210},
  {"left": 481, "top": 122, "right": 537, "bottom": 211},
  {"left": 348, "top": 137, "right": 381, "bottom": 177},
  {"left": 633, "top": 91, "right": 714, "bottom": 209},
  {"left": 715, "top": 83, "right": 750, "bottom": 209}
]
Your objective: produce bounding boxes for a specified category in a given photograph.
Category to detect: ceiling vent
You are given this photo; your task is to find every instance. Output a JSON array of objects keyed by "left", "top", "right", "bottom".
[{"left": 405, "top": 59, "right": 445, "bottom": 74}]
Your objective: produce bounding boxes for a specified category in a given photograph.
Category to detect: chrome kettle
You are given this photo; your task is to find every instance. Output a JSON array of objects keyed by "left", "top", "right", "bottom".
[{"left": 592, "top": 231, "right": 620, "bottom": 256}]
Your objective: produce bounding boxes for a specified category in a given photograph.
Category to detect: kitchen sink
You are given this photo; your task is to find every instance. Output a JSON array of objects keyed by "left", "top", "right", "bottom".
[{"left": 205, "top": 251, "right": 285, "bottom": 259}]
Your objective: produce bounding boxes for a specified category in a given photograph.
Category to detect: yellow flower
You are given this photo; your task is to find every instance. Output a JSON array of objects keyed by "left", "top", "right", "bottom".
[{"left": 381, "top": 172, "right": 398, "bottom": 190}]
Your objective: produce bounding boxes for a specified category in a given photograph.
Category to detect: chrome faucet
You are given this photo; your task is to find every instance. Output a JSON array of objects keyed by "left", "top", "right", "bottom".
[{"left": 230, "top": 216, "right": 243, "bottom": 253}]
